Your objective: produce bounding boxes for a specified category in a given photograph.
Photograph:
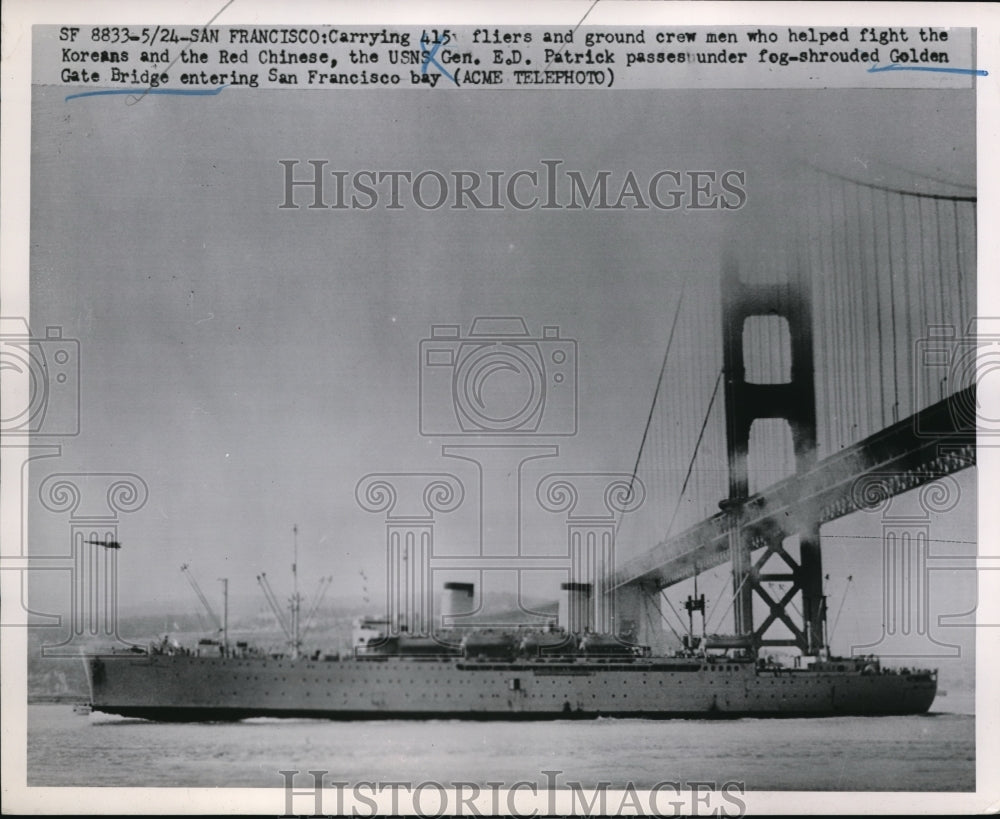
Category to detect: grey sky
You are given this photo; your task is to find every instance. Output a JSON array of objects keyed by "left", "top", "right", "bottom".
[{"left": 27, "top": 84, "right": 975, "bottom": 665}]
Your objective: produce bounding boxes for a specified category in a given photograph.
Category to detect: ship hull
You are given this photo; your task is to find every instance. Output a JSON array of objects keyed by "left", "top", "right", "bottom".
[{"left": 86, "top": 654, "right": 937, "bottom": 721}]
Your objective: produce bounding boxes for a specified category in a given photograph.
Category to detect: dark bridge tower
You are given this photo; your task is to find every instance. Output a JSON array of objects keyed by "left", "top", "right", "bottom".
[{"left": 720, "top": 253, "right": 825, "bottom": 655}]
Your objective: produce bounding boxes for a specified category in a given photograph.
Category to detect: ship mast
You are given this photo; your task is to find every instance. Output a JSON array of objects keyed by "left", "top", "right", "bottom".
[
  {"left": 684, "top": 565, "right": 706, "bottom": 650},
  {"left": 218, "top": 577, "right": 229, "bottom": 657},
  {"left": 291, "top": 523, "right": 301, "bottom": 660},
  {"left": 255, "top": 525, "right": 319, "bottom": 661}
]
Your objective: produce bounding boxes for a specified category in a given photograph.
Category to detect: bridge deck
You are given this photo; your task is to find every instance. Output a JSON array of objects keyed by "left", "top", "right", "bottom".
[{"left": 611, "top": 385, "right": 976, "bottom": 591}]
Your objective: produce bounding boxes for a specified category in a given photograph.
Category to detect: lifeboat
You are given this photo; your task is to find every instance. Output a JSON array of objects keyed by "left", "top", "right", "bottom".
[
  {"left": 461, "top": 630, "right": 519, "bottom": 660},
  {"left": 578, "top": 633, "right": 635, "bottom": 657},
  {"left": 519, "top": 630, "right": 578, "bottom": 658}
]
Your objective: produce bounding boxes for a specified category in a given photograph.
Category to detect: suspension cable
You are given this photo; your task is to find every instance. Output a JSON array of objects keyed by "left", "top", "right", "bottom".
[
  {"left": 617, "top": 286, "right": 685, "bottom": 534},
  {"left": 705, "top": 567, "right": 754, "bottom": 634},
  {"left": 829, "top": 575, "right": 854, "bottom": 647},
  {"left": 647, "top": 594, "right": 684, "bottom": 645},
  {"left": 663, "top": 368, "right": 724, "bottom": 542}
]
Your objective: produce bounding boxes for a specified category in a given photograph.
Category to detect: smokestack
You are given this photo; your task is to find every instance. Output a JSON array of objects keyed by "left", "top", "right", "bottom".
[
  {"left": 560, "top": 582, "right": 593, "bottom": 633},
  {"left": 441, "top": 582, "right": 475, "bottom": 629}
]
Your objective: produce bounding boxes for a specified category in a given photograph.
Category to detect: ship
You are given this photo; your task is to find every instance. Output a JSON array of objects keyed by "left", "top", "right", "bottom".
[{"left": 83, "top": 575, "right": 938, "bottom": 721}]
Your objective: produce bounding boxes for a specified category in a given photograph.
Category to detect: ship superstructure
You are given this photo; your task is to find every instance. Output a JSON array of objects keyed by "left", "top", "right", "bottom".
[{"left": 85, "top": 578, "right": 937, "bottom": 720}]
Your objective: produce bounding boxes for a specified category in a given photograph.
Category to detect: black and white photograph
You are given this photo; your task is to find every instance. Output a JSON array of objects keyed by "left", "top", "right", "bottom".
[{"left": 2, "top": 1, "right": 997, "bottom": 814}]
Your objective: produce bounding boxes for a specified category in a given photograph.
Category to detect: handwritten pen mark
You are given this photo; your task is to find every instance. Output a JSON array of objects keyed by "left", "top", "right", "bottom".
[
  {"left": 127, "top": 0, "right": 236, "bottom": 105},
  {"left": 868, "top": 63, "right": 988, "bottom": 77},
  {"left": 66, "top": 85, "right": 228, "bottom": 102},
  {"left": 544, "top": 0, "right": 601, "bottom": 69},
  {"left": 421, "top": 36, "right": 457, "bottom": 85}
]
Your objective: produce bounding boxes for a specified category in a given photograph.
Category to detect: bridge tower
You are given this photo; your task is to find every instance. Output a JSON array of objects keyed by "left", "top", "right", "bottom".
[{"left": 721, "top": 253, "right": 825, "bottom": 655}]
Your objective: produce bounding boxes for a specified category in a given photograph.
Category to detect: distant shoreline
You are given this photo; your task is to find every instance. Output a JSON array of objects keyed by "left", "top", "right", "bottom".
[{"left": 28, "top": 694, "right": 88, "bottom": 705}]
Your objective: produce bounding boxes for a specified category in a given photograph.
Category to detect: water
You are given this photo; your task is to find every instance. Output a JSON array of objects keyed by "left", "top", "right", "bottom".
[{"left": 28, "top": 705, "right": 974, "bottom": 791}]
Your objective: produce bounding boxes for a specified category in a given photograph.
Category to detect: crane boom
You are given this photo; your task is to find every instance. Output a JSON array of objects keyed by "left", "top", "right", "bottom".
[
  {"left": 180, "top": 564, "right": 221, "bottom": 632},
  {"left": 300, "top": 575, "right": 333, "bottom": 638},
  {"left": 256, "top": 573, "right": 293, "bottom": 640},
  {"left": 252, "top": 526, "right": 329, "bottom": 660}
]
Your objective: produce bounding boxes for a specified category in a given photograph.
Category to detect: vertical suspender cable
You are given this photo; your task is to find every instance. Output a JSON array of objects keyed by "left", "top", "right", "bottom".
[
  {"left": 869, "top": 185, "right": 886, "bottom": 428},
  {"left": 884, "top": 188, "right": 900, "bottom": 423}
]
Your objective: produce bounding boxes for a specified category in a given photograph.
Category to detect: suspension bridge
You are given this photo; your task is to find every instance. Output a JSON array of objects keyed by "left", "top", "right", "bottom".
[{"left": 609, "top": 163, "right": 977, "bottom": 656}]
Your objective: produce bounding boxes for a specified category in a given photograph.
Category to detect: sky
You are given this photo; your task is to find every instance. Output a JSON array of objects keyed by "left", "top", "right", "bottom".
[{"left": 23, "top": 82, "right": 977, "bottom": 670}]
